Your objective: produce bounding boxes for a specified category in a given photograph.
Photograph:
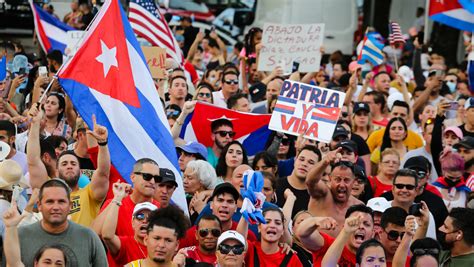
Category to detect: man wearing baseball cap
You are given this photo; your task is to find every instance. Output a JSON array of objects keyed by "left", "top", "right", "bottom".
[
  {"left": 101, "top": 182, "right": 158, "bottom": 266},
  {"left": 216, "top": 230, "right": 247, "bottom": 267},
  {"left": 460, "top": 97, "right": 474, "bottom": 137},
  {"left": 154, "top": 168, "right": 178, "bottom": 208},
  {"left": 453, "top": 136, "right": 474, "bottom": 162},
  {"left": 177, "top": 141, "right": 208, "bottom": 172}
]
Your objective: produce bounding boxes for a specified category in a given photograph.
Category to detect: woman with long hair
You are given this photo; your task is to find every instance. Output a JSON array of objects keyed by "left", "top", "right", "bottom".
[
  {"left": 240, "top": 27, "right": 263, "bottom": 93},
  {"left": 215, "top": 141, "right": 249, "bottom": 182},
  {"left": 192, "top": 82, "right": 214, "bottom": 104},
  {"left": 371, "top": 117, "right": 408, "bottom": 165},
  {"left": 42, "top": 92, "right": 72, "bottom": 139}
]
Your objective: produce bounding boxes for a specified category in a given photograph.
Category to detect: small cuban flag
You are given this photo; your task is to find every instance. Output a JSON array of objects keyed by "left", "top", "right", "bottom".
[{"left": 240, "top": 170, "right": 266, "bottom": 225}]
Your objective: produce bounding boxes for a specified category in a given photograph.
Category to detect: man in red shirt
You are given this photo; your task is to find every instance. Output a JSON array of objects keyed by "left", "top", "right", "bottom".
[
  {"left": 179, "top": 183, "right": 256, "bottom": 248},
  {"left": 101, "top": 181, "right": 158, "bottom": 266},
  {"left": 180, "top": 214, "right": 221, "bottom": 265},
  {"left": 296, "top": 204, "right": 375, "bottom": 267},
  {"left": 92, "top": 158, "right": 161, "bottom": 267}
]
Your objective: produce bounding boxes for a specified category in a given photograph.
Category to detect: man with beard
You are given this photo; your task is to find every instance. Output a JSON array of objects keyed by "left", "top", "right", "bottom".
[
  {"left": 101, "top": 182, "right": 158, "bottom": 266},
  {"left": 275, "top": 145, "right": 321, "bottom": 218},
  {"left": 7, "top": 178, "right": 107, "bottom": 266},
  {"left": 126, "top": 206, "right": 189, "bottom": 267},
  {"left": 306, "top": 147, "right": 363, "bottom": 237},
  {"left": 207, "top": 118, "right": 235, "bottom": 168},
  {"left": 28, "top": 109, "right": 110, "bottom": 227},
  {"left": 179, "top": 215, "right": 221, "bottom": 265},
  {"left": 296, "top": 204, "right": 374, "bottom": 266},
  {"left": 438, "top": 207, "right": 474, "bottom": 266},
  {"left": 46, "top": 50, "right": 62, "bottom": 74}
]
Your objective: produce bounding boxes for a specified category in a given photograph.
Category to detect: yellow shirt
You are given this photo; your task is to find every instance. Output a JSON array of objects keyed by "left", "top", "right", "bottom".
[
  {"left": 126, "top": 259, "right": 178, "bottom": 267},
  {"left": 366, "top": 128, "right": 423, "bottom": 153},
  {"left": 69, "top": 184, "right": 103, "bottom": 227}
]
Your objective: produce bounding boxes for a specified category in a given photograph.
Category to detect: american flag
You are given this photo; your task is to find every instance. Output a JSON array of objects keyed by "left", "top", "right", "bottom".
[
  {"left": 129, "top": 0, "right": 184, "bottom": 65},
  {"left": 388, "top": 22, "right": 405, "bottom": 46}
]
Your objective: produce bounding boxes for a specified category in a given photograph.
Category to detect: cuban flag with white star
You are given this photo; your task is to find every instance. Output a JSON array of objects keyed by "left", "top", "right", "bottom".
[{"left": 57, "top": 0, "right": 186, "bottom": 212}]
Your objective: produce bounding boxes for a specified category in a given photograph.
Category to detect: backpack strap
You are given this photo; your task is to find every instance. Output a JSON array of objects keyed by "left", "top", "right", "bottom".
[
  {"left": 280, "top": 250, "right": 294, "bottom": 266},
  {"left": 253, "top": 245, "right": 260, "bottom": 267}
]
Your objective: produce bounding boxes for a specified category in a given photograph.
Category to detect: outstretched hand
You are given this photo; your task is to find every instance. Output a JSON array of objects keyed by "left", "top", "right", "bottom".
[{"left": 86, "top": 114, "right": 108, "bottom": 143}]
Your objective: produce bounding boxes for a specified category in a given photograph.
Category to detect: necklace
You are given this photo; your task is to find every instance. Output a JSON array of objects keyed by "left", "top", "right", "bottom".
[{"left": 134, "top": 236, "right": 146, "bottom": 258}]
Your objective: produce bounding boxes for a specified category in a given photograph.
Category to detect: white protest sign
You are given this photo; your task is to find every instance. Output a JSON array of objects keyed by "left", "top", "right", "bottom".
[
  {"left": 65, "top": 31, "right": 85, "bottom": 57},
  {"left": 258, "top": 23, "right": 325, "bottom": 73},
  {"left": 269, "top": 80, "right": 345, "bottom": 143}
]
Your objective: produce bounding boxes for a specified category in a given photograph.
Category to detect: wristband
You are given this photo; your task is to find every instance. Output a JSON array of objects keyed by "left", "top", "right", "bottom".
[
  {"left": 176, "top": 120, "right": 184, "bottom": 126},
  {"left": 98, "top": 140, "right": 108, "bottom": 146},
  {"left": 112, "top": 199, "right": 122, "bottom": 206}
]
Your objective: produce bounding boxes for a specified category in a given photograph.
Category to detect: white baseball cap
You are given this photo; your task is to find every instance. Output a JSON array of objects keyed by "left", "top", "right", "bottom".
[
  {"left": 367, "top": 197, "right": 391, "bottom": 213},
  {"left": 132, "top": 202, "right": 158, "bottom": 217},
  {"left": 217, "top": 230, "right": 246, "bottom": 248}
]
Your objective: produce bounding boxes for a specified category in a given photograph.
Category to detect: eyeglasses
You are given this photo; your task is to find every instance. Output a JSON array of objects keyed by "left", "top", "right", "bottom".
[
  {"left": 133, "top": 212, "right": 149, "bottom": 221},
  {"left": 385, "top": 230, "right": 405, "bottom": 241},
  {"left": 214, "top": 131, "right": 236, "bottom": 138},
  {"left": 218, "top": 244, "right": 245, "bottom": 255},
  {"left": 281, "top": 138, "right": 290, "bottom": 146},
  {"left": 134, "top": 172, "right": 162, "bottom": 183},
  {"left": 381, "top": 160, "right": 400, "bottom": 165},
  {"left": 198, "top": 92, "right": 211, "bottom": 98},
  {"left": 198, "top": 228, "right": 221, "bottom": 238},
  {"left": 224, "top": 80, "right": 239, "bottom": 85},
  {"left": 412, "top": 248, "right": 440, "bottom": 256},
  {"left": 394, "top": 183, "right": 416, "bottom": 190}
]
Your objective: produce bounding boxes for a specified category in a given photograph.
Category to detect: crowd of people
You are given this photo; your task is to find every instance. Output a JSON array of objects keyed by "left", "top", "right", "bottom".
[{"left": 0, "top": 1, "right": 473, "bottom": 266}]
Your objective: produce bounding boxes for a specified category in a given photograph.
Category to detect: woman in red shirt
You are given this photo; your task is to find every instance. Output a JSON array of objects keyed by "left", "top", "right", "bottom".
[
  {"left": 369, "top": 148, "right": 400, "bottom": 197},
  {"left": 237, "top": 207, "right": 303, "bottom": 267}
]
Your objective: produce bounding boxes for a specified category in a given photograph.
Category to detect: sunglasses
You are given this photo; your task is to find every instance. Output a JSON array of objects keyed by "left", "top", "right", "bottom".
[
  {"left": 224, "top": 80, "right": 239, "bottom": 85},
  {"left": 218, "top": 244, "right": 245, "bottom": 255},
  {"left": 281, "top": 138, "right": 290, "bottom": 146},
  {"left": 386, "top": 230, "right": 405, "bottom": 241},
  {"left": 134, "top": 172, "right": 162, "bottom": 183},
  {"left": 342, "top": 112, "right": 348, "bottom": 117},
  {"left": 394, "top": 183, "right": 416, "bottom": 190},
  {"left": 166, "top": 110, "right": 180, "bottom": 116},
  {"left": 214, "top": 131, "right": 236, "bottom": 138},
  {"left": 134, "top": 212, "right": 149, "bottom": 221},
  {"left": 198, "top": 92, "right": 211, "bottom": 98},
  {"left": 412, "top": 248, "right": 440, "bottom": 256},
  {"left": 445, "top": 175, "right": 462, "bottom": 181},
  {"left": 198, "top": 228, "right": 221, "bottom": 238}
]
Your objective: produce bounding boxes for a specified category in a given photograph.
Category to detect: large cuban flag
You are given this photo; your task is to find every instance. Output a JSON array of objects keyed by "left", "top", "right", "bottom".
[
  {"left": 179, "top": 102, "right": 272, "bottom": 156},
  {"left": 30, "top": 1, "right": 75, "bottom": 54},
  {"left": 429, "top": 0, "right": 474, "bottom": 32},
  {"left": 57, "top": 0, "right": 187, "bottom": 212}
]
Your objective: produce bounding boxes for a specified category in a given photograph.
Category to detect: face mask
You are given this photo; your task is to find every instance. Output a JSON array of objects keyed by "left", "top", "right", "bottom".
[
  {"left": 444, "top": 178, "right": 459, "bottom": 187},
  {"left": 446, "top": 81, "right": 456, "bottom": 93}
]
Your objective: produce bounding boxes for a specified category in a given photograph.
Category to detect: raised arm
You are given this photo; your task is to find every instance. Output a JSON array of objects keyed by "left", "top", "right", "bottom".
[
  {"left": 344, "top": 72, "right": 358, "bottom": 106},
  {"left": 281, "top": 189, "right": 296, "bottom": 245},
  {"left": 3, "top": 201, "right": 27, "bottom": 267},
  {"left": 209, "top": 30, "right": 227, "bottom": 60},
  {"left": 27, "top": 105, "right": 49, "bottom": 189},
  {"left": 413, "top": 78, "right": 439, "bottom": 113},
  {"left": 236, "top": 216, "right": 249, "bottom": 240},
  {"left": 321, "top": 214, "right": 362, "bottom": 266},
  {"left": 397, "top": 75, "right": 414, "bottom": 126},
  {"left": 186, "top": 32, "right": 204, "bottom": 62},
  {"left": 171, "top": 101, "right": 195, "bottom": 146},
  {"left": 87, "top": 115, "right": 110, "bottom": 202},
  {"left": 306, "top": 147, "right": 342, "bottom": 198},
  {"left": 101, "top": 182, "right": 131, "bottom": 256},
  {"left": 357, "top": 72, "right": 373, "bottom": 102},
  {"left": 295, "top": 216, "right": 337, "bottom": 252}
]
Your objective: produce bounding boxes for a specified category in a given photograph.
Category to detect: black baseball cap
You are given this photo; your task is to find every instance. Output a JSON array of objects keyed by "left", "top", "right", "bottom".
[
  {"left": 453, "top": 136, "right": 474, "bottom": 150},
  {"left": 353, "top": 102, "right": 370, "bottom": 114},
  {"left": 249, "top": 82, "right": 267, "bottom": 103},
  {"left": 333, "top": 125, "right": 349, "bottom": 139},
  {"left": 335, "top": 140, "right": 357, "bottom": 153},
  {"left": 209, "top": 182, "right": 239, "bottom": 202},
  {"left": 354, "top": 165, "right": 367, "bottom": 181},
  {"left": 159, "top": 168, "right": 178, "bottom": 187},
  {"left": 403, "top": 156, "right": 429, "bottom": 173}
]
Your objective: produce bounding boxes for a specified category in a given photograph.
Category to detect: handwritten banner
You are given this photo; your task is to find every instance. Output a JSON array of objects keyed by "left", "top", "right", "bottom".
[
  {"left": 258, "top": 23, "right": 325, "bottom": 73},
  {"left": 141, "top": 46, "right": 166, "bottom": 79},
  {"left": 65, "top": 31, "right": 85, "bottom": 57},
  {"left": 269, "top": 80, "right": 345, "bottom": 143}
]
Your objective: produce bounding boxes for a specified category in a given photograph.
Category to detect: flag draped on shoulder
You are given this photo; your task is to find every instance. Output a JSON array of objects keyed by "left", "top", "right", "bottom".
[
  {"left": 129, "top": 0, "right": 184, "bottom": 65},
  {"left": 30, "top": 1, "right": 75, "bottom": 53},
  {"left": 357, "top": 32, "right": 385, "bottom": 66},
  {"left": 57, "top": 0, "right": 187, "bottom": 212},
  {"left": 179, "top": 102, "right": 272, "bottom": 156},
  {"left": 429, "top": 0, "right": 474, "bottom": 32}
]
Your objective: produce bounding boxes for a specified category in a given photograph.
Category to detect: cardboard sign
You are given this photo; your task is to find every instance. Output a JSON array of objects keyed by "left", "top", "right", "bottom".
[
  {"left": 269, "top": 80, "right": 345, "bottom": 143},
  {"left": 141, "top": 46, "right": 166, "bottom": 79},
  {"left": 258, "top": 23, "right": 325, "bottom": 73},
  {"left": 65, "top": 31, "right": 85, "bottom": 57}
]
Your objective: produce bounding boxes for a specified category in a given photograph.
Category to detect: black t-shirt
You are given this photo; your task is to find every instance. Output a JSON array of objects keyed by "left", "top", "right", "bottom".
[
  {"left": 351, "top": 133, "right": 370, "bottom": 156},
  {"left": 380, "top": 189, "right": 448, "bottom": 239},
  {"left": 81, "top": 12, "right": 94, "bottom": 30},
  {"left": 459, "top": 124, "right": 474, "bottom": 138},
  {"left": 276, "top": 176, "right": 309, "bottom": 219}
]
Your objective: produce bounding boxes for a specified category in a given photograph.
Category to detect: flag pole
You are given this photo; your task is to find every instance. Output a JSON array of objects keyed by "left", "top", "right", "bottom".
[{"left": 423, "top": 0, "right": 430, "bottom": 44}]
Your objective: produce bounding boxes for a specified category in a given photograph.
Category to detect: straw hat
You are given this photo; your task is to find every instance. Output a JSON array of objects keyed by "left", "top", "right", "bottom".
[{"left": 0, "top": 160, "right": 28, "bottom": 190}]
